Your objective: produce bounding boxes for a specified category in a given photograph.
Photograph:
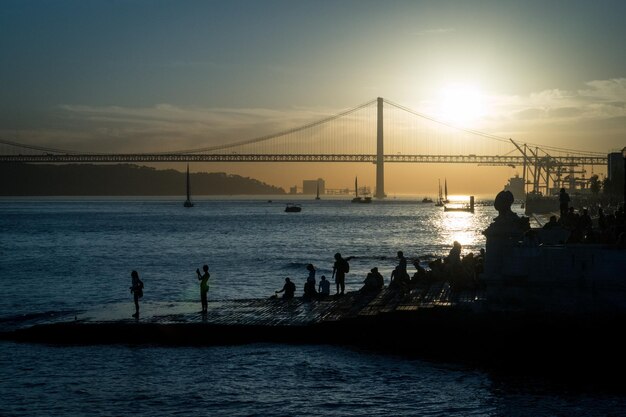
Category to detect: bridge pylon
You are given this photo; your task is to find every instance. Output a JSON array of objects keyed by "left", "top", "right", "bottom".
[{"left": 375, "top": 97, "right": 385, "bottom": 199}]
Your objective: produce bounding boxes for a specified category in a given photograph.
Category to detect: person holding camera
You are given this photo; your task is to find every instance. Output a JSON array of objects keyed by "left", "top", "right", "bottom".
[{"left": 196, "top": 264, "right": 210, "bottom": 314}]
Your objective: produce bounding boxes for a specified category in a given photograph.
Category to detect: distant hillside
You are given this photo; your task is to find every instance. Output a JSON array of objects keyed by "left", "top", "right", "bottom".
[{"left": 0, "top": 163, "right": 285, "bottom": 196}]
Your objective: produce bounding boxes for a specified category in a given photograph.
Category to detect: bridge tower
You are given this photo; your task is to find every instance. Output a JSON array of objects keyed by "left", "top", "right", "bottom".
[{"left": 375, "top": 97, "right": 385, "bottom": 199}]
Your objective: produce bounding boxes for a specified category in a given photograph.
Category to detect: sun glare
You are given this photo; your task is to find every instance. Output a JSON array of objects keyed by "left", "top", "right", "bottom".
[{"left": 436, "top": 84, "right": 486, "bottom": 125}]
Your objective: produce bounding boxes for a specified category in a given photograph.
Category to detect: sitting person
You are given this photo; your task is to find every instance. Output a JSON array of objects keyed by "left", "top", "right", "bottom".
[
  {"left": 361, "top": 267, "right": 384, "bottom": 292},
  {"left": 389, "top": 265, "right": 409, "bottom": 293},
  {"left": 275, "top": 277, "right": 296, "bottom": 300},
  {"left": 318, "top": 275, "right": 330, "bottom": 297},
  {"left": 303, "top": 280, "right": 317, "bottom": 300},
  {"left": 372, "top": 267, "right": 384, "bottom": 289},
  {"left": 428, "top": 258, "right": 445, "bottom": 282},
  {"left": 410, "top": 259, "right": 426, "bottom": 287},
  {"left": 446, "top": 241, "right": 462, "bottom": 266}
]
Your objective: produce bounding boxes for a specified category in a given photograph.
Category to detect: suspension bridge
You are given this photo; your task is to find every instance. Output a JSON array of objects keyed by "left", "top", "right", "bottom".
[{"left": 0, "top": 97, "right": 608, "bottom": 198}]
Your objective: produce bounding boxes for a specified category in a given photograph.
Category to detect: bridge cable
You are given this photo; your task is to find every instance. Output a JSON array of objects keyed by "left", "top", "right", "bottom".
[
  {"left": 383, "top": 99, "right": 605, "bottom": 157},
  {"left": 167, "top": 99, "right": 378, "bottom": 154}
]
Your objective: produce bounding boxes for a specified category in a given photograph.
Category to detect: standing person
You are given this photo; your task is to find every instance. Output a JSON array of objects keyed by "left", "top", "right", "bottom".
[
  {"left": 396, "top": 251, "right": 408, "bottom": 281},
  {"left": 332, "top": 252, "right": 350, "bottom": 295},
  {"left": 306, "top": 264, "right": 316, "bottom": 286},
  {"left": 196, "top": 264, "right": 210, "bottom": 313},
  {"left": 559, "top": 188, "right": 570, "bottom": 218},
  {"left": 303, "top": 264, "right": 317, "bottom": 300},
  {"left": 129, "top": 270, "right": 144, "bottom": 318}
]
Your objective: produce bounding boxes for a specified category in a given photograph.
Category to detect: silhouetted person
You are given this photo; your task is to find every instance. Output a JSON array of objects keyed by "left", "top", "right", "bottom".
[
  {"left": 275, "top": 277, "right": 296, "bottom": 299},
  {"left": 332, "top": 253, "right": 350, "bottom": 295},
  {"left": 559, "top": 188, "right": 570, "bottom": 218},
  {"left": 444, "top": 241, "right": 463, "bottom": 280},
  {"left": 196, "top": 264, "right": 210, "bottom": 313},
  {"left": 372, "top": 267, "right": 384, "bottom": 289},
  {"left": 303, "top": 264, "right": 317, "bottom": 300},
  {"left": 389, "top": 265, "right": 410, "bottom": 293},
  {"left": 410, "top": 259, "right": 426, "bottom": 287},
  {"left": 396, "top": 251, "right": 409, "bottom": 281},
  {"left": 362, "top": 267, "right": 384, "bottom": 292},
  {"left": 318, "top": 275, "right": 330, "bottom": 297},
  {"left": 447, "top": 241, "right": 462, "bottom": 266},
  {"left": 580, "top": 208, "right": 592, "bottom": 234},
  {"left": 543, "top": 215, "right": 559, "bottom": 229},
  {"left": 129, "top": 270, "right": 144, "bottom": 318},
  {"left": 397, "top": 250, "right": 407, "bottom": 270},
  {"left": 598, "top": 208, "right": 607, "bottom": 231}
]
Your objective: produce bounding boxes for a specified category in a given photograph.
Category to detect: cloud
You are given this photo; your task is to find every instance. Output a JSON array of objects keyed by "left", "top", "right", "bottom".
[
  {"left": 579, "top": 78, "right": 626, "bottom": 101},
  {"left": 511, "top": 108, "right": 546, "bottom": 120},
  {"left": 491, "top": 78, "right": 626, "bottom": 123},
  {"left": 12, "top": 103, "right": 346, "bottom": 153},
  {"left": 415, "top": 28, "right": 456, "bottom": 35}
]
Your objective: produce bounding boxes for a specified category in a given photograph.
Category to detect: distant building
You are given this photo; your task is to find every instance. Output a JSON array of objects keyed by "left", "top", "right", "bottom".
[
  {"left": 303, "top": 178, "right": 325, "bottom": 195},
  {"left": 504, "top": 174, "right": 525, "bottom": 200},
  {"left": 289, "top": 186, "right": 298, "bottom": 194}
]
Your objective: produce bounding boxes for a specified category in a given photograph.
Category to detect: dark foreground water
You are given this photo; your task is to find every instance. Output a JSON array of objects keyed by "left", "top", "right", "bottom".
[{"left": 1, "top": 197, "right": 624, "bottom": 416}]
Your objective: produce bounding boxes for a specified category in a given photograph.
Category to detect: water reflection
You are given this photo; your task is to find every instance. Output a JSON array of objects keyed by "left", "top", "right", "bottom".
[
  {"left": 432, "top": 210, "right": 482, "bottom": 255},
  {"left": 443, "top": 212, "right": 480, "bottom": 248}
]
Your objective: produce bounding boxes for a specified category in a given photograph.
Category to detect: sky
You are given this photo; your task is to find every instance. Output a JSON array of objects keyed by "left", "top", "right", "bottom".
[{"left": 1, "top": 0, "right": 625, "bottom": 195}]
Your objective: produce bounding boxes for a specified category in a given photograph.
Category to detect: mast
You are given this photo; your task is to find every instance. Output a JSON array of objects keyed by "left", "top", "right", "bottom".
[
  {"left": 355, "top": 177, "right": 358, "bottom": 198},
  {"left": 444, "top": 178, "right": 448, "bottom": 201},
  {"left": 184, "top": 164, "right": 194, "bottom": 207},
  {"left": 316, "top": 181, "right": 320, "bottom": 200},
  {"left": 438, "top": 179, "right": 442, "bottom": 203},
  {"left": 186, "top": 164, "right": 191, "bottom": 201}
]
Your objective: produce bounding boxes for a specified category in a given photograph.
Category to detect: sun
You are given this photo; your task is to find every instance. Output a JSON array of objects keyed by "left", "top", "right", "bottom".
[{"left": 436, "top": 84, "right": 486, "bottom": 125}]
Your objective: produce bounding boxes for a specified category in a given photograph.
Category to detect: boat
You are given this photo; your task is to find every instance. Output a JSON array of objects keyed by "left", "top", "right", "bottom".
[
  {"left": 504, "top": 174, "right": 525, "bottom": 201},
  {"left": 315, "top": 182, "right": 321, "bottom": 200},
  {"left": 443, "top": 178, "right": 449, "bottom": 204},
  {"left": 351, "top": 177, "right": 372, "bottom": 203},
  {"left": 183, "top": 164, "right": 194, "bottom": 208},
  {"left": 444, "top": 196, "right": 475, "bottom": 213},
  {"left": 284, "top": 203, "right": 302, "bottom": 212},
  {"left": 421, "top": 197, "right": 433, "bottom": 203},
  {"left": 435, "top": 179, "right": 445, "bottom": 206}
]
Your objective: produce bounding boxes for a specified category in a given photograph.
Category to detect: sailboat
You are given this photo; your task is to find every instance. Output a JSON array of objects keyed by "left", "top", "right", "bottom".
[
  {"left": 435, "top": 179, "right": 444, "bottom": 207},
  {"left": 183, "top": 164, "right": 194, "bottom": 208},
  {"left": 315, "top": 182, "right": 321, "bottom": 200},
  {"left": 443, "top": 178, "right": 449, "bottom": 204},
  {"left": 352, "top": 177, "right": 371, "bottom": 203}
]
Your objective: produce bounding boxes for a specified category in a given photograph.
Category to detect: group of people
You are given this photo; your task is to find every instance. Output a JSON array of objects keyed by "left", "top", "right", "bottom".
[
  {"left": 273, "top": 246, "right": 484, "bottom": 302},
  {"left": 541, "top": 187, "right": 626, "bottom": 245},
  {"left": 274, "top": 252, "right": 350, "bottom": 300},
  {"left": 130, "top": 242, "right": 488, "bottom": 316}
]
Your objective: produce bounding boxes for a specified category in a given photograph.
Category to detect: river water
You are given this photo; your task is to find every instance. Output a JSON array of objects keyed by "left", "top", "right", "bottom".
[{"left": 0, "top": 197, "right": 623, "bottom": 416}]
